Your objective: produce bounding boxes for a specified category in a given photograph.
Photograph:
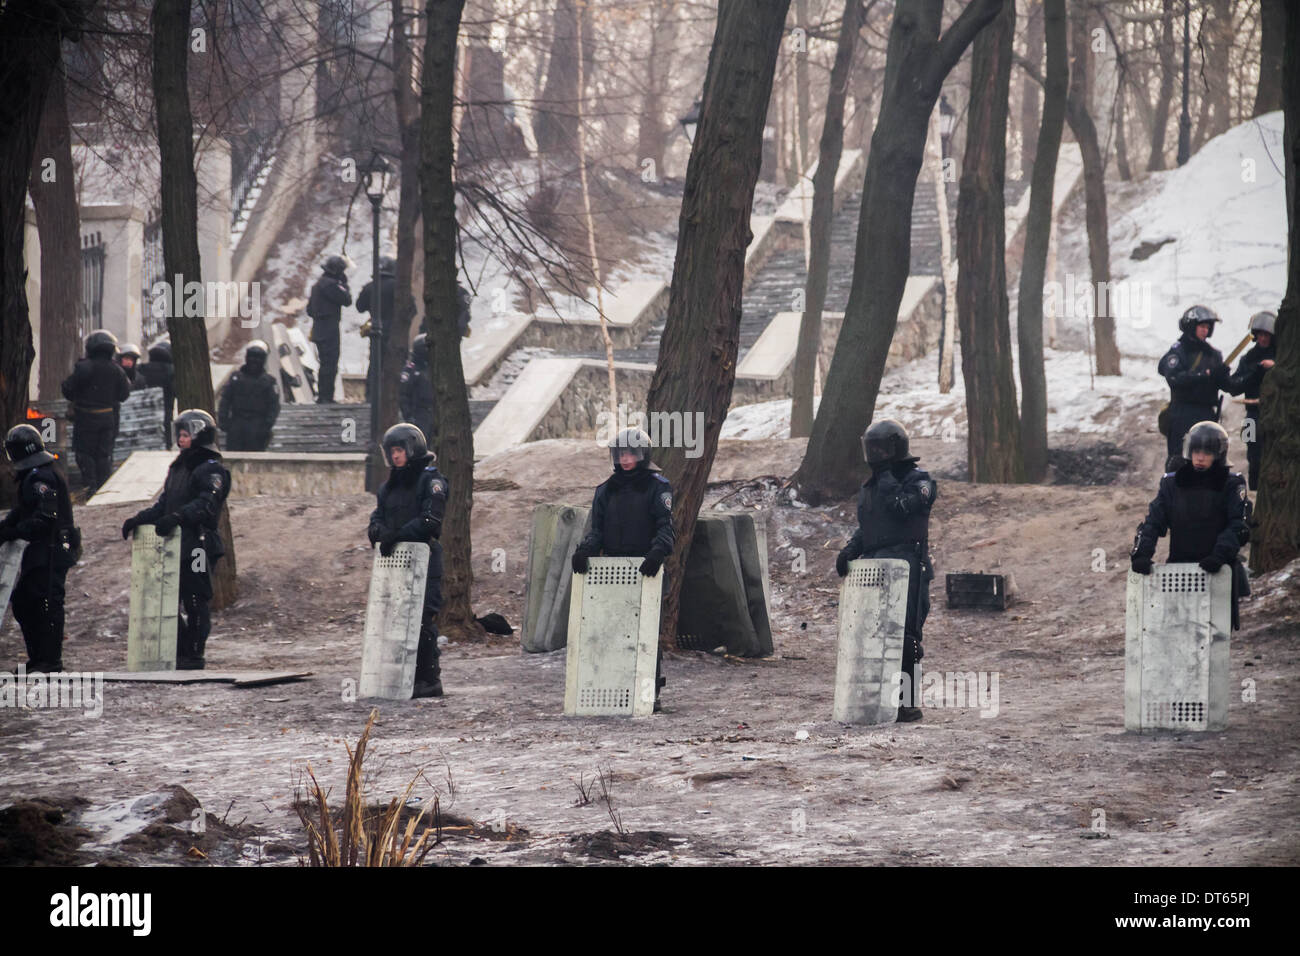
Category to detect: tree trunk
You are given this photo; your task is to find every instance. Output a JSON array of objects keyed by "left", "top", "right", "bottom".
[
  {"left": 1020, "top": 0, "right": 1043, "bottom": 178},
  {"left": 1064, "top": 0, "right": 1120, "bottom": 377},
  {"left": 791, "top": 0, "right": 859, "bottom": 439},
  {"left": 420, "top": 0, "right": 482, "bottom": 640},
  {"left": 152, "top": 0, "right": 236, "bottom": 608},
  {"left": 956, "top": 0, "right": 1021, "bottom": 484},
  {"left": 1016, "top": 0, "right": 1066, "bottom": 483},
  {"left": 645, "top": 0, "right": 790, "bottom": 646},
  {"left": 794, "top": 0, "right": 1005, "bottom": 503},
  {"left": 1147, "top": 0, "right": 1176, "bottom": 171},
  {"left": 28, "top": 64, "right": 81, "bottom": 401},
  {"left": 533, "top": 0, "right": 586, "bottom": 155},
  {"left": 636, "top": 1, "right": 678, "bottom": 175},
  {"left": 795, "top": 0, "right": 811, "bottom": 172},
  {"left": 1254, "top": 0, "right": 1283, "bottom": 117},
  {"left": 0, "top": 0, "right": 88, "bottom": 453},
  {"left": 1253, "top": 1, "right": 1300, "bottom": 572}
]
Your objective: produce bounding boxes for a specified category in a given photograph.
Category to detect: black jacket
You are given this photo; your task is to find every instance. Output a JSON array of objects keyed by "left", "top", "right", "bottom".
[
  {"left": 1228, "top": 342, "right": 1276, "bottom": 403},
  {"left": 357, "top": 274, "right": 395, "bottom": 327},
  {"left": 1, "top": 464, "right": 77, "bottom": 572},
  {"left": 579, "top": 467, "right": 675, "bottom": 558},
  {"left": 134, "top": 446, "right": 231, "bottom": 561},
  {"left": 398, "top": 356, "right": 436, "bottom": 437},
  {"left": 369, "top": 454, "right": 447, "bottom": 579},
  {"left": 843, "top": 461, "right": 937, "bottom": 563},
  {"left": 61, "top": 356, "right": 131, "bottom": 419},
  {"left": 1132, "top": 462, "right": 1250, "bottom": 566},
  {"left": 219, "top": 361, "right": 280, "bottom": 450},
  {"left": 307, "top": 273, "right": 352, "bottom": 340},
  {"left": 1158, "top": 333, "right": 1236, "bottom": 408}
]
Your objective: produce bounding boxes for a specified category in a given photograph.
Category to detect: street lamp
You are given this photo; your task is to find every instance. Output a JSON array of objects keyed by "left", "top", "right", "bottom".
[
  {"left": 1176, "top": 0, "right": 1191, "bottom": 166},
  {"left": 938, "top": 93, "right": 956, "bottom": 159},
  {"left": 679, "top": 100, "right": 701, "bottom": 145},
  {"left": 362, "top": 152, "right": 391, "bottom": 491}
]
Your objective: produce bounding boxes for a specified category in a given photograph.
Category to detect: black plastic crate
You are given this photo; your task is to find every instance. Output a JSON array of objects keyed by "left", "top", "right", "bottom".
[{"left": 946, "top": 572, "right": 1011, "bottom": 610}]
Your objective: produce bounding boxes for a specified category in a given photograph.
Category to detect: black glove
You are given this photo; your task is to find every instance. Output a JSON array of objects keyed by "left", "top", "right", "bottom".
[
  {"left": 1199, "top": 555, "right": 1224, "bottom": 574},
  {"left": 121, "top": 516, "right": 140, "bottom": 540},
  {"left": 0, "top": 526, "right": 18, "bottom": 544},
  {"left": 379, "top": 531, "right": 401, "bottom": 557},
  {"left": 1130, "top": 554, "right": 1153, "bottom": 575},
  {"left": 836, "top": 548, "right": 854, "bottom": 578},
  {"left": 571, "top": 549, "right": 590, "bottom": 574},
  {"left": 154, "top": 514, "right": 180, "bottom": 537},
  {"left": 639, "top": 549, "right": 665, "bottom": 577},
  {"left": 367, "top": 522, "right": 386, "bottom": 546}
]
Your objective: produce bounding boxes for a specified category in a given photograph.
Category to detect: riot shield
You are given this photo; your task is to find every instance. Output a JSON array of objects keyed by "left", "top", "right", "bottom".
[
  {"left": 1125, "top": 562, "right": 1232, "bottom": 732},
  {"left": 127, "top": 525, "right": 182, "bottom": 671},
  {"left": 564, "top": 557, "right": 661, "bottom": 717},
  {"left": 0, "top": 539, "right": 24, "bottom": 632},
  {"left": 359, "top": 542, "right": 430, "bottom": 699},
  {"left": 832, "top": 558, "right": 911, "bottom": 724}
]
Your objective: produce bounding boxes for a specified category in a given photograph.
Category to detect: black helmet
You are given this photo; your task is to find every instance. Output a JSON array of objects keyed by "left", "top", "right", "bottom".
[
  {"left": 1181, "top": 420, "right": 1229, "bottom": 467},
  {"left": 1249, "top": 311, "right": 1276, "bottom": 337},
  {"left": 175, "top": 408, "right": 218, "bottom": 449},
  {"left": 609, "top": 427, "right": 652, "bottom": 469},
  {"left": 147, "top": 340, "right": 172, "bottom": 362},
  {"left": 245, "top": 339, "right": 270, "bottom": 362},
  {"left": 5, "top": 424, "right": 54, "bottom": 470},
  {"left": 324, "top": 255, "right": 348, "bottom": 277},
  {"left": 862, "top": 419, "right": 911, "bottom": 465},
  {"left": 86, "top": 329, "right": 118, "bottom": 358},
  {"left": 382, "top": 422, "right": 430, "bottom": 467},
  {"left": 1178, "top": 305, "right": 1221, "bottom": 336},
  {"left": 118, "top": 342, "right": 142, "bottom": 362},
  {"left": 410, "top": 333, "right": 429, "bottom": 362},
  {"left": 379, "top": 256, "right": 397, "bottom": 277}
]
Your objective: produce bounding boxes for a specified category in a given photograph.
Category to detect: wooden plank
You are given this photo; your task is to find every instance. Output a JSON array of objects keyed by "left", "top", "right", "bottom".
[
  {"left": 86, "top": 450, "right": 176, "bottom": 507},
  {"left": 97, "top": 670, "right": 313, "bottom": 685}
]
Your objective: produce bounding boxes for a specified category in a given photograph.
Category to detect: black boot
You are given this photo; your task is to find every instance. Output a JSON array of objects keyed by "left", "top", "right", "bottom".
[
  {"left": 412, "top": 627, "right": 442, "bottom": 698},
  {"left": 898, "top": 633, "right": 922, "bottom": 723}
]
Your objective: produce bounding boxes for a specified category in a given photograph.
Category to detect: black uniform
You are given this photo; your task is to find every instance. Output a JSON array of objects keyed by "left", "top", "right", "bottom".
[
  {"left": 128, "top": 447, "right": 232, "bottom": 665},
  {"left": 307, "top": 271, "right": 352, "bottom": 403},
  {"left": 140, "top": 345, "right": 176, "bottom": 449},
  {"left": 1158, "top": 332, "right": 1237, "bottom": 470},
  {"left": 219, "top": 357, "right": 280, "bottom": 451},
  {"left": 356, "top": 274, "right": 396, "bottom": 330},
  {"left": 368, "top": 454, "right": 448, "bottom": 686},
  {"left": 120, "top": 363, "right": 145, "bottom": 391},
  {"left": 398, "top": 354, "right": 436, "bottom": 441},
  {"left": 61, "top": 354, "right": 131, "bottom": 492},
  {"left": 1228, "top": 341, "right": 1276, "bottom": 490},
  {"left": 1131, "top": 461, "right": 1251, "bottom": 628},
  {"left": 0, "top": 464, "right": 78, "bottom": 671},
  {"left": 838, "top": 460, "right": 937, "bottom": 695}
]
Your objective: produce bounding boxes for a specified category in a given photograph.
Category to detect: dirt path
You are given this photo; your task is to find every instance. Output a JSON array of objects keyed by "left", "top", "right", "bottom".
[{"left": 2, "top": 438, "right": 1296, "bottom": 865}]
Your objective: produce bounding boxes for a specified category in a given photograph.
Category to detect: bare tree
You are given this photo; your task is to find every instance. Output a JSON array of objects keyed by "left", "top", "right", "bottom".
[{"left": 1254, "top": 0, "right": 1283, "bottom": 117}]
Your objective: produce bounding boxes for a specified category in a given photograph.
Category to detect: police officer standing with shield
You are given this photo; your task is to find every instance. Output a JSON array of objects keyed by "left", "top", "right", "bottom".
[
  {"left": 571, "top": 427, "right": 675, "bottom": 712},
  {"left": 1227, "top": 311, "right": 1277, "bottom": 491},
  {"left": 368, "top": 424, "right": 449, "bottom": 698},
  {"left": 61, "top": 329, "right": 132, "bottom": 494},
  {"left": 1, "top": 425, "right": 80, "bottom": 672},
  {"left": 835, "top": 420, "right": 937, "bottom": 723},
  {"left": 218, "top": 340, "right": 281, "bottom": 451},
  {"left": 121, "top": 410, "right": 231, "bottom": 669}
]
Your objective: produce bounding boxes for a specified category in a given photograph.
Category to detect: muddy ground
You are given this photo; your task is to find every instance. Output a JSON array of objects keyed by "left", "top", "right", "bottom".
[{"left": 2, "top": 416, "right": 1297, "bottom": 866}]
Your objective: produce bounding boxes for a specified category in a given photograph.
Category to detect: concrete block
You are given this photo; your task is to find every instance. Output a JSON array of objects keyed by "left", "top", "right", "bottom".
[
  {"left": 359, "top": 542, "right": 430, "bottom": 700},
  {"left": 0, "top": 540, "right": 23, "bottom": 633},
  {"left": 728, "top": 512, "right": 774, "bottom": 656},
  {"left": 833, "top": 558, "right": 910, "bottom": 725},
  {"left": 676, "top": 515, "right": 762, "bottom": 656},
  {"left": 127, "top": 526, "right": 181, "bottom": 672},
  {"left": 1125, "top": 563, "right": 1232, "bottom": 732},
  {"left": 521, "top": 503, "right": 590, "bottom": 653},
  {"left": 564, "top": 558, "right": 660, "bottom": 717}
]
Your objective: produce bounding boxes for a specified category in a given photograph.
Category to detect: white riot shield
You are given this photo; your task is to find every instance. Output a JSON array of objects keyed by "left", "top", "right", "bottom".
[
  {"left": 833, "top": 558, "right": 911, "bottom": 724},
  {"left": 359, "top": 542, "right": 430, "bottom": 699},
  {"left": 127, "top": 526, "right": 182, "bottom": 671},
  {"left": 564, "top": 557, "right": 661, "bottom": 717},
  {"left": 1125, "top": 562, "right": 1232, "bottom": 732},
  {"left": 0, "top": 539, "right": 24, "bottom": 632}
]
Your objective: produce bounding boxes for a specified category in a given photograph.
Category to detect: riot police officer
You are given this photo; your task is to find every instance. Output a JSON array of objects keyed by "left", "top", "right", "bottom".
[
  {"left": 1130, "top": 421, "right": 1251, "bottom": 629},
  {"left": 1, "top": 425, "right": 80, "bottom": 672},
  {"left": 368, "top": 424, "right": 448, "bottom": 698},
  {"left": 218, "top": 340, "right": 281, "bottom": 451},
  {"left": 60, "top": 329, "right": 131, "bottom": 493},
  {"left": 571, "top": 427, "right": 675, "bottom": 712},
  {"left": 835, "top": 419, "right": 937, "bottom": 723},
  {"left": 121, "top": 410, "right": 232, "bottom": 669},
  {"left": 307, "top": 255, "right": 352, "bottom": 403},
  {"left": 140, "top": 340, "right": 176, "bottom": 449},
  {"left": 1227, "top": 311, "right": 1277, "bottom": 491},
  {"left": 116, "top": 343, "right": 146, "bottom": 391},
  {"left": 399, "top": 333, "right": 436, "bottom": 440},
  {"left": 1158, "top": 305, "right": 1237, "bottom": 473}
]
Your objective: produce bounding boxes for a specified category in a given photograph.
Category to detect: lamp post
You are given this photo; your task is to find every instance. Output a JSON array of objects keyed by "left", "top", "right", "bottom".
[
  {"left": 1177, "top": 0, "right": 1191, "bottom": 166},
  {"left": 938, "top": 93, "right": 956, "bottom": 160},
  {"left": 362, "top": 152, "right": 391, "bottom": 492},
  {"left": 679, "top": 100, "right": 701, "bottom": 145}
]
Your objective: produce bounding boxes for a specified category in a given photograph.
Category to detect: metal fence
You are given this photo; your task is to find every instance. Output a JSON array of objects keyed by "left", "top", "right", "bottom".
[
  {"left": 79, "top": 231, "right": 105, "bottom": 337},
  {"left": 142, "top": 212, "right": 166, "bottom": 343}
]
